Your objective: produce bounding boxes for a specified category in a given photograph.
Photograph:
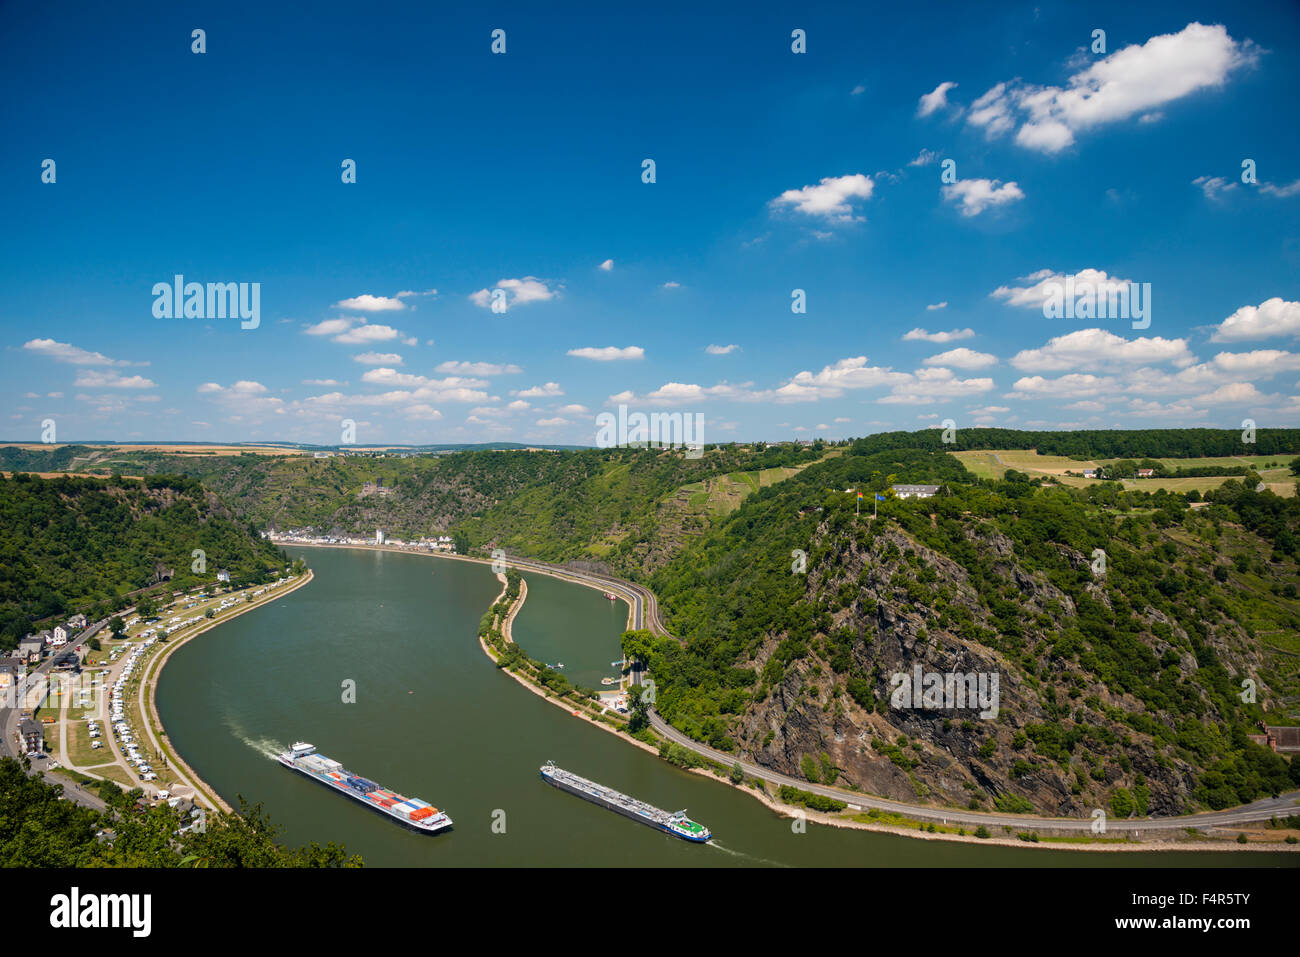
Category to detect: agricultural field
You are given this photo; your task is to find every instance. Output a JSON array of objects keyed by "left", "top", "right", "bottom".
[
  {"left": 681, "top": 464, "right": 811, "bottom": 517},
  {"left": 952, "top": 448, "right": 1297, "bottom": 497}
]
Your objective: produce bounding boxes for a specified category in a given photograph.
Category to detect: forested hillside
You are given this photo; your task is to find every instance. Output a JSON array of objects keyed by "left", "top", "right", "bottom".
[
  {"left": 1, "top": 443, "right": 825, "bottom": 572},
  {"left": 635, "top": 447, "right": 1300, "bottom": 816},
  {"left": 452, "top": 444, "right": 825, "bottom": 574},
  {"left": 0, "top": 759, "right": 359, "bottom": 866},
  {"left": 4, "top": 431, "right": 1299, "bottom": 811},
  {"left": 0, "top": 473, "right": 286, "bottom": 648}
]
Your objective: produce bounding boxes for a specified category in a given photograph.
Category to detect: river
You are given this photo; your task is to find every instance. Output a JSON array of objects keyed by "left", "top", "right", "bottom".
[{"left": 155, "top": 547, "right": 1295, "bottom": 867}]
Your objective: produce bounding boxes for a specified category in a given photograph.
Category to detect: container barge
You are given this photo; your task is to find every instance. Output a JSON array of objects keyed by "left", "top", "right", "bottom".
[
  {"left": 277, "top": 742, "right": 452, "bottom": 834},
  {"left": 540, "top": 761, "right": 710, "bottom": 842}
]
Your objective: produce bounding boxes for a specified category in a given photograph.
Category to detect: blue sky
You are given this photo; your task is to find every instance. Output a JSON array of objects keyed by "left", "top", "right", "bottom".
[{"left": 2, "top": 0, "right": 1298, "bottom": 446}]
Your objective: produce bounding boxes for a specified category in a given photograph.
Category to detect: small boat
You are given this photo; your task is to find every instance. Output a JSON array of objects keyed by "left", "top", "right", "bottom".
[{"left": 603, "top": 591, "right": 617, "bottom": 601}]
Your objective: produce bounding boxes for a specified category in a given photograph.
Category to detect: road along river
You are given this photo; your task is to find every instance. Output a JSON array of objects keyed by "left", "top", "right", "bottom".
[{"left": 156, "top": 547, "right": 1296, "bottom": 867}]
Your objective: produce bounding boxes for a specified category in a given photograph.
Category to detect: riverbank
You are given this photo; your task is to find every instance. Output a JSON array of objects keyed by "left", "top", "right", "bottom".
[
  {"left": 478, "top": 569, "right": 667, "bottom": 762},
  {"left": 269, "top": 542, "right": 1300, "bottom": 854},
  {"left": 139, "top": 570, "right": 316, "bottom": 813}
]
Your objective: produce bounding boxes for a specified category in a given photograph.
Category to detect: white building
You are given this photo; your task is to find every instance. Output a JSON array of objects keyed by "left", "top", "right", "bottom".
[
  {"left": 375, "top": 529, "right": 385, "bottom": 545},
  {"left": 891, "top": 484, "right": 941, "bottom": 500}
]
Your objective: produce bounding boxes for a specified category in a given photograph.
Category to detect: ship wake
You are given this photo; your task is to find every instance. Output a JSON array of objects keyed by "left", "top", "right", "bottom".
[
  {"left": 224, "top": 717, "right": 283, "bottom": 760},
  {"left": 704, "top": 840, "right": 788, "bottom": 867}
]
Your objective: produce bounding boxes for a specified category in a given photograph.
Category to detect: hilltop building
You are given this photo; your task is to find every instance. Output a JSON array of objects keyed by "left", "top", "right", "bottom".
[{"left": 891, "top": 484, "right": 941, "bottom": 500}]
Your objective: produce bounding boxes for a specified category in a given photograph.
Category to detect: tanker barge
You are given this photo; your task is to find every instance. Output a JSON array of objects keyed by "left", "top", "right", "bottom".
[{"left": 540, "top": 761, "right": 709, "bottom": 842}]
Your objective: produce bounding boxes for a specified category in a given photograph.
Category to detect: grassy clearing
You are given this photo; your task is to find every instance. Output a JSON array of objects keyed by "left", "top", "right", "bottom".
[
  {"left": 65, "top": 719, "right": 104, "bottom": 768},
  {"left": 682, "top": 461, "right": 819, "bottom": 518},
  {"left": 87, "top": 763, "right": 136, "bottom": 788}
]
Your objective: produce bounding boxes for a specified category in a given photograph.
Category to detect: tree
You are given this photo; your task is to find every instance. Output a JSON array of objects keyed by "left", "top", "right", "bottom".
[
  {"left": 730, "top": 762, "right": 744, "bottom": 784},
  {"left": 108, "top": 616, "right": 124, "bottom": 637},
  {"left": 626, "top": 682, "right": 650, "bottom": 733}
]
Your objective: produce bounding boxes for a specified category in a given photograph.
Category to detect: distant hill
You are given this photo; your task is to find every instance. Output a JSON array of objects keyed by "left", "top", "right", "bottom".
[{"left": 0, "top": 443, "right": 826, "bottom": 564}]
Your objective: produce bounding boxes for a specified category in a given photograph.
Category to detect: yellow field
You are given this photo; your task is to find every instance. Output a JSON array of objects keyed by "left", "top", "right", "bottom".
[
  {"left": 0, "top": 443, "right": 305, "bottom": 455},
  {"left": 951, "top": 450, "right": 1101, "bottom": 479},
  {"left": 951, "top": 449, "right": 1296, "bottom": 497}
]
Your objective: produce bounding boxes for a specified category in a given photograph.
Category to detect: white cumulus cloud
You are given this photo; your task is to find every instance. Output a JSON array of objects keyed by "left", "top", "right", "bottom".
[
  {"left": 1211, "top": 298, "right": 1300, "bottom": 342},
  {"left": 903, "top": 327, "right": 974, "bottom": 343},
  {"left": 923, "top": 348, "right": 997, "bottom": 370},
  {"left": 770, "top": 174, "right": 875, "bottom": 223},
  {"left": 917, "top": 81, "right": 958, "bottom": 118},
  {"left": 943, "top": 178, "right": 1024, "bottom": 217},
  {"left": 567, "top": 346, "right": 644, "bottom": 361},
  {"left": 966, "top": 22, "right": 1256, "bottom": 153}
]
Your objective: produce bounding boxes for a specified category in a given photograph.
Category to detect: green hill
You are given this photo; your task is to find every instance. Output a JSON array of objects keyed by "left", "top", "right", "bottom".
[
  {"left": 637, "top": 447, "right": 1300, "bottom": 815},
  {"left": 0, "top": 472, "right": 287, "bottom": 648}
]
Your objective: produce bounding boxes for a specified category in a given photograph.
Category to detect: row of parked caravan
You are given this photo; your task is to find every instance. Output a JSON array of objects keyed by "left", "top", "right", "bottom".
[{"left": 106, "top": 637, "right": 159, "bottom": 782}]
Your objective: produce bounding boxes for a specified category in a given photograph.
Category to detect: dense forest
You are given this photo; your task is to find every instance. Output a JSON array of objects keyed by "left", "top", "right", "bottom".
[
  {"left": 0, "top": 758, "right": 359, "bottom": 866},
  {"left": 839, "top": 428, "right": 1300, "bottom": 459},
  {"left": 0, "top": 473, "right": 286, "bottom": 648}
]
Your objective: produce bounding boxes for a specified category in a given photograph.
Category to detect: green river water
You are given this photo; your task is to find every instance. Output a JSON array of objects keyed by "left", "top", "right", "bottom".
[{"left": 155, "top": 547, "right": 1296, "bottom": 867}]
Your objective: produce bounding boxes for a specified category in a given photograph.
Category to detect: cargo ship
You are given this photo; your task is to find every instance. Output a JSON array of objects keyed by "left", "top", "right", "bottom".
[
  {"left": 277, "top": 743, "right": 451, "bottom": 834},
  {"left": 540, "top": 761, "right": 710, "bottom": 842}
]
